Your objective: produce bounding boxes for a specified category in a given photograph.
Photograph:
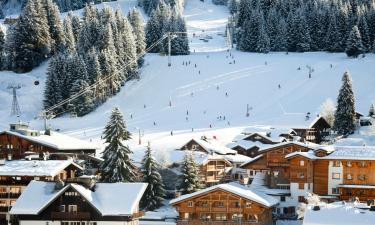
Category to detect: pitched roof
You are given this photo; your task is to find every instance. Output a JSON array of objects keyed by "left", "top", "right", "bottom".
[
  {"left": 239, "top": 154, "right": 264, "bottom": 168},
  {"left": 170, "top": 182, "right": 278, "bottom": 208},
  {"left": 182, "top": 138, "right": 237, "bottom": 155},
  {"left": 0, "top": 159, "right": 82, "bottom": 177},
  {"left": 321, "top": 146, "right": 375, "bottom": 160},
  {"left": 0, "top": 130, "right": 98, "bottom": 151},
  {"left": 10, "top": 181, "right": 147, "bottom": 216},
  {"left": 258, "top": 141, "right": 318, "bottom": 153}
]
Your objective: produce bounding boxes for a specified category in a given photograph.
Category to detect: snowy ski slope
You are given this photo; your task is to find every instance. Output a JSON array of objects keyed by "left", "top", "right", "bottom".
[{"left": 0, "top": 0, "right": 375, "bottom": 162}]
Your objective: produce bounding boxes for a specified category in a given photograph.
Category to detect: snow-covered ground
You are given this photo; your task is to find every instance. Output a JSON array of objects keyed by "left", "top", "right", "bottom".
[{"left": 1, "top": 0, "right": 375, "bottom": 163}]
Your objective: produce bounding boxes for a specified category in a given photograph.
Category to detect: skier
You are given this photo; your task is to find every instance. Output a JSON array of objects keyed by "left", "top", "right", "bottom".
[
  {"left": 198, "top": 70, "right": 200, "bottom": 74},
  {"left": 309, "top": 73, "right": 311, "bottom": 79},
  {"left": 144, "top": 104, "right": 146, "bottom": 108},
  {"left": 171, "top": 131, "right": 173, "bottom": 136},
  {"left": 223, "top": 116, "right": 226, "bottom": 120},
  {"left": 153, "top": 121, "right": 156, "bottom": 126},
  {"left": 195, "top": 64, "right": 197, "bottom": 68},
  {"left": 192, "top": 128, "right": 194, "bottom": 132},
  {"left": 278, "top": 84, "right": 281, "bottom": 89},
  {"left": 225, "top": 92, "right": 228, "bottom": 97},
  {"left": 186, "top": 110, "right": 189, "bottom": 115},
  {"left": 130, "top": 114, "right": 133, "bottom": 119},
  {"left": 233, "top": 60, "right": 236, "bottom": 64},
  {"left": 209, "top": 124, "right": 212, "bottom": 128}
]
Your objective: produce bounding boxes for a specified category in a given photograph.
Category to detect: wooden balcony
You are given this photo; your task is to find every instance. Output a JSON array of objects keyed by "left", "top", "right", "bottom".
[
  {"left": 51, "top": 212, "right": 91, "bottom": 220},
  {"left": 211, "top": 207, "right": 227, "bottom": 212},
  {"left": 0, "top": 206, "right": 10, "bottom": 213},
  {"left": 267, "top": 162, "right": 289, "bottom": 167},
  {"left": 132, "top": 211, "right": 145, "bottom": 218},
  {"left": 177, "top": 220, "right": 259, "bottom": 225}
]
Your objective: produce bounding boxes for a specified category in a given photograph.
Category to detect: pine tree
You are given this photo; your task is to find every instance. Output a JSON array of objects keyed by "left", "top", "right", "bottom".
[
  {"left": 128, "top": 8, "right": 146, "bottom": 66},
  {"left": 78, "top": 4, "right": 100, "bottom": 54},
  {"left": 274, "top": 18, "right": 288, "bottom": 51},
  {"left": 169, "top": 10, "right": 190, "bottom": 55},
  {"left": 100, "top": 107, "right": 136, "bottom": 182},
  {"left": 237, "top": 0, "right": 252, "bottom": 28},
  {"left": 70, "top": 13, "right": 81, "bottom": 42},
  {"left": 325, "top": 12, "right": 342, "bottom": 52},
  {"left": 13, "top": 0, "right": 51, "bottom": 72},
  {"left": 43, "top": 0, "right": 65, "bottom": 53},
  {"left": 238, "top": 10, "right": 261, "bottom": 52},
  {"left": 333, "top": 71, "right": 356, "bottom": 135},
  {"left": 256, "top": 14, "right": 270, "bottom": 53},
  {"left": 179, "top": 153, "right": 201, "bottom": 194},
  {"left": 228, "top": 0, "right": 239, "bottom": 15},
  {"left": 85, "top": 48, "right": 102, "bottom": 84},
  {"left": 345, "top": 25, "right": 364, "bottom": 57},
  {"left": 70, "top": 79, "right": 94, "bottom": 116},
  {"left": 43, "top": 54, "right": 65, "bottom": 112},
  {"left": 357, "top": 14, "right": 371, "bottom": 52},
  {"left": 369, "top": 103, "right": 375, "bottom": 117},
  {"left": 63, "top": 15, "right": 76, "bottom": 53},
  {"left": 0, "top": 28, "right": 4, "bottom": 68},
  {"left": 140, "top": 143, "right": 166, "bottom": 211},
  {"left": 287, "top": 8, "right": 311, "bottom": 52}
]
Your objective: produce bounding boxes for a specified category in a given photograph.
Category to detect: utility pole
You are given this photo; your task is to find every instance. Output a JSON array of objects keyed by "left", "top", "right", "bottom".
[
  {"left": 168, "top": 32, "right": 172, "bottom": 67},
  {"left": 8, "top": 84, "right": 21, "bottom": 117}
]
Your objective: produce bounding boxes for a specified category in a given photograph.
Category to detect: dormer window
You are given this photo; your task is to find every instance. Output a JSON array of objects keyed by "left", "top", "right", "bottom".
[
  {"left": 187, "top": 201, "right": 194, "bottom": 207},
  {"left": 300, "top": 160, "right": 305, "bottom": 166}
]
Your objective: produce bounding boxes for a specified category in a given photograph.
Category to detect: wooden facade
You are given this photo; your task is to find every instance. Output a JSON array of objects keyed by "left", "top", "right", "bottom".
[
  {"left": 181, "top": 140, "right": 208, "bottom": 154},
  {"left": 0, "top": 132, "right": 96, "bottom": 160},
  {"left": 172, "top": 189, "right": 274, "bottom": 225},
  {"left": 200, "top": 158, "right": 232, "bottom": 186},
  {"left": 0, "top": 162, "right": 81, "bottom": 222},
  {"left": 288, "top": 156, "right": 314, "bottom": 184},
  {"left": 293, "top": 117, "right": 331, "bottom": 143}
]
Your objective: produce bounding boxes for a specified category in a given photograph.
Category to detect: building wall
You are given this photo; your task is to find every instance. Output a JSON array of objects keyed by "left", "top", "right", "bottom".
[
  {"left": 327, "top": 161, "right": 343, "bottom": 196},
  {"left": 313, "top": 160, "right": 329, "bottom": 195},
  {"left": 290, "top": 182, "right": 313, "bottom": 205},
  {"left": 20, "top": 221, "right": 139, "bottom": 225}
]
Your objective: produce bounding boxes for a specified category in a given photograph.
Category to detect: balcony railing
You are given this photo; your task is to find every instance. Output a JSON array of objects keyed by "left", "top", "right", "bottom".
[
  {"left": 51, "top": 212, "right": 91, "bottom": 220},
  {"left": 0, "top": 206, "right": 10, "bottom": 212},
  {"left": 0, "top": 193, "right": 21, "bottom": 199},
  {"left": 177, "top": 220, "right": 259, "bottom": 225}
]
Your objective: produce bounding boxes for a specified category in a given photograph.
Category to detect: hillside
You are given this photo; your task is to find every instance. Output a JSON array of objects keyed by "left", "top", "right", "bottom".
[{"left": 0, "top": 0, "right": 375, "bottom": 163}]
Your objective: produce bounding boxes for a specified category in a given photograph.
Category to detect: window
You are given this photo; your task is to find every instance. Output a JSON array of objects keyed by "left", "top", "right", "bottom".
[
  {"left": 346, "top": 173, "right": 353, "bottom": 180},
  {"left": 358, "top": 174, "right": 366, "bottom": 181},
  {"left": 298, "top": 196, "right": 305, "bottom": 203},
  {"left": 248, "top": 214, "right": 258, "bottom": 222},
  {"left": 300, "top": 160, "right": 305, "bottom": 166},
  {"left": 280, "top": 196, "right": 286, "bottom": 202},
  {"left": 333, "top": 161, "right": 341, "bottom": 167},
  {"left": 233, "top": 201, "right": 240, "bottom": 208},
  {"left": 215, "top": 213, "right": 227, "bottom": 220},
  {"left": 214, "top": 201, "right": 224, "bottom": 208},
  {"left": 346, "top": 161, "right": 352, "bottom": 167},
  {"left": 59, "top": 205, "right": 65, "bottom": 212},
  {"left": 249, "top": 170, "right": 254, "bottom": 176},
  {"left": 245, "top": 202, "right": 252, "bottom": 208},
  {"left": 298, "top": 172, "right": 305, "bottom": 179},
  {"left": 232, "top": 214, "right": 243, "bottom": 221},
  {"left": 359, "top": 162, "right": 368, "bottom": 168},
  {"left": 298, "top": 183, "right": 305, "bottom": 190},
  {"left": 187, "top": 201, "right": 193, "bottom": 207},
  {"left": 332, "top": 173, "right": 340, "bottom": 180},
  {"left": 200, "top": 213, "right": 210, "bottom": 220},
  {"left": 68, "top": 205, "right": 77, "bottom": 213},
  {"left": 184, "top": 213, "right": 193, "bottom": 219},
  {"left": 200, "top": 201, "right": 208, "bottom": 207},
  {"left": 332, "top": 188, "right": 340, "bottom": 194}
]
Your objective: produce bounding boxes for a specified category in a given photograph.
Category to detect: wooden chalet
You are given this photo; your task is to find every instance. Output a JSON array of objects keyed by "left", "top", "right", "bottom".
[
  {"left": 170, "top": 182, "right": 278, "bottom": 225},
  {"left": 199, "top": 156, "right": 232, "bottom": 186},
  {"left": 0, "top": 159, "right": 82, "bottom": 224},
  {"left": 180, "top": 138, "right": 236, "bottom": 155},
  {"left": 240, "top": 142, "right": 316, "bottom": 188},
  {"left": 292, "top": 116, "right": 331, "bottom": 143},
  {"left": 10, "top": 181, "right": 147, "bottom": 225},
  {"left": 0, "top": 123, "right": 98, "bottom": 160}
]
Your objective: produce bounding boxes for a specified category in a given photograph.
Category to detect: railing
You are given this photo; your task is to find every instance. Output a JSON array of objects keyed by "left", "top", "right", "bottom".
[
  {"left": 267, "top": 162, "right": 289, "bottom": 167},
  {"left": 0, "top": 193, "right": 21, "bottom": 199},
  {"left": 0, "top": 206, "right": 10, "bottom": 212},
  {"left": 177, "top": 220, "right": 259, "bottom": 225},
  {"left": 51, "top": 212, "right": 91, "bottom": 220}
]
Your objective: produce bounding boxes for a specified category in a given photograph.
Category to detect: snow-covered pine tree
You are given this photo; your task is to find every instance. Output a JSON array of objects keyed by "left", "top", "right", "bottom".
[
  {"left": 274, "top": 18, "right": 288, "bottom": 51},
  {"left": 0, "top": 28, "right": 4, "bottom": 68},
  {"left": 325, "top": 12, "right": 342, "bottom": 52},
  {"left": 115, "top": 12, "right": 138, "bottom": 79},
  {"left": 169, "top": 9, "right": 190, "bottom": 55},
  {"left": 228, "top": 0, "right": 239, "bottom": 15},
  {"left": 256, "top": 14, "right": 270, "bottom": 53},
  {"left": 70, "top": 13, "right": 81, "bottom": 43},
  {"left": 287, "top": 8, "right": 311, "bottom": 52},
  {"left": 179, "top": 153, "right": 202, "bottom": 194},
  {"left": 146, "top": 2, "right": 171, "bottom": 53},
  {"left": 345, "top": 25, "right": 364, "bottom": 57},
  {"left": 238, "top": 10, "right": 260, "bottom": 52},
  {"left": 319, "top": 98, "right": 336, "bottom": 127},
  {"left": 369, "top": 103, "right": 375, "bottom": 117},
  {"left": 237, "top": 0, "right": 252, "bottom": 28},
  {"left": 357, "top": 14, "right": 371, "bottom": 52},
  {"left": 100, "top": 107, "right": 136, "bottom": 182},
  {"left": 266, "top": 7, "right": 279, "bottom": 51},
  {"left": 13, "top": 0, "right": 51, "bottom": 72},
  {"left": 85, "top": 48, "right": 102, "bottom": 84},
  {"left": 43, "top": 0, "right": 65, "bottom": 54},
  {"left": 43, "top": 54, "right": 65, "bottom": 112},
  {"left": 78, "top": 4, "right": 100, "bottom": 54},
  {"left": 333, "top": 71, "right": 356, "bottom": 135},
  {"left": 63, "top": 15, "right": 76, "bottom": 53},
  {"left": 128, "top": 8, "right": 147, "bottom": 66},
  {"left": 140, "top": 143, "right": 166, "bottom": 211},
  {"left": 70, "top": 79, "right": 94, "bottom": 116},
  {"left": 99, "top": 49, "right": 120, "bottom": 96}
]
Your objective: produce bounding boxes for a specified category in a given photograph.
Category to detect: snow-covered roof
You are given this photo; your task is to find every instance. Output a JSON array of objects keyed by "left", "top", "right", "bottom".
[
  {"left": 223, "top": 154, "right": 252, "bottom": 164},
  {"left": 226, "top": 139, "right": 272, "bottom": 151},
  {"left": 170, "top": 182, "right": 278, "bottom": 207},
  {"left": 303, "top": 201, "right": 375, "bottom": 225},
  {"left": 258, "top": 141, "right": 318, "bottom": 152},
  {"left": 322, "top": 146, "right": 375, "bottom": 160},
  {"left": 10, "top": 181, "right": 147, "bottom": 216},
  {"left": 285, "top": 151, "right": 318, "bottom": 160},
  {"left": 0, "top": 130, "right": 98, "bottom": 151},
  {"left": 200, "top": 155, "right": 232, "bottom": 166},
  {"left": 0, "top": 159, "right": 82, "bottom": 177},
  {"left": 182, "top": 138, "right": 237, "bottom": 155}
]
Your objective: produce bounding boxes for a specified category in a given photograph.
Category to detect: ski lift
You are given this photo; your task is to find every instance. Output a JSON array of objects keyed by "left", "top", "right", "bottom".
[{"left": 34, "top": 80, "right": 40, "bottom": 86}]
